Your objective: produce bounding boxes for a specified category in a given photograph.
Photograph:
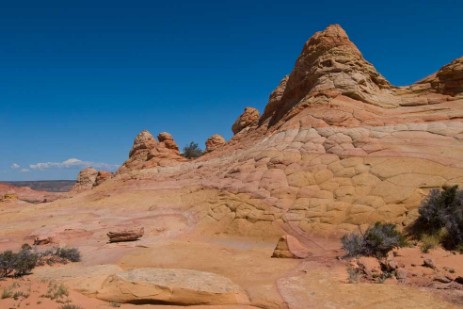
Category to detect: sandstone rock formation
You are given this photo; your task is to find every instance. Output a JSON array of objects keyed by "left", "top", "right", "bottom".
[
  {"left": 272, "top": 235, "right": 311, "bottom": 259},
  {"left": 157, "top": 132, "right": 179, "bottom": 151},
  {"left": 417, "top": 56, "right": 463, "bottom": 96},
  {"left": 107, "top": 227, "right": 144, "bottom": 243},
  {"left": 117, "top": 130, "right": 187, "bottom": 173},
  {"left": 79, "top": 25, "right": 463, "bottom": 236},
  {"left": 71, "top": 167, "right": 113, "bottom": 192},
  {"left": 97, "top": 268, "right": 250, "bottom": 305},
  {"left": 72, "top": 167, "right": 98, "bottom": 192},
  {"left": 262, "top": 24, "right": 395, "bottom": 127},
  {"left": 261, "top": 76, "right": 288, "bottom": 121},
  {"left": 232, "top": 107, "right": 260, "bottom": 134},
  {"left": 94, "top": 171, "right": 112, "bottom": 187},
  {"left": 205, "top": 134, "right": 226, "bottom": 152}
]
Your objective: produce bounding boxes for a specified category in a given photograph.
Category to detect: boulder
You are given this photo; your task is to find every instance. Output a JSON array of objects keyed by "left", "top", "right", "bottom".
[
  {"left": 272, "top": 235, "right": 311, "bottom": 259},
  {"left": 232, "top": 107, "right": 260, "bottom": 134},
  {"left": 205, "top": 134, "right": 226, "bottom": 152},
  {"left": 97, "top": 268, "right": 250, "bottom": 306},
  {"left": 33, "top": 235, "right": 54, "bottom": 246},
  {"left": 107, "top": 227, "right": 144, "bottom": 243}
]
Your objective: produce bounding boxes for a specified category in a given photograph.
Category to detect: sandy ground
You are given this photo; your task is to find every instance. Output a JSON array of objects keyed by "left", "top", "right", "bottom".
[{"left": 1, "top": 187, "right": 463, "bottom": 308}]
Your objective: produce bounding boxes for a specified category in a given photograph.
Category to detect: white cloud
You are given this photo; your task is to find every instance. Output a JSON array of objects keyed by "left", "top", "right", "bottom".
[
  {"left": 11, "top": 163, "right": 20, "bottom": 169},
  {"left": 29, "top": 158, "right": 119, "bottom": 171},
  {"left": 20, "top": 168, "right": 30, "bottom": 173}
]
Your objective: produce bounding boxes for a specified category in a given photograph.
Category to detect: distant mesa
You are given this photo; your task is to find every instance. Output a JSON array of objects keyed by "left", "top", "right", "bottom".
[
  {"left": 117, "top": 129, "right": 187, "bottom": 173},
  {"left": 205, "top": 134, "right": 226, "bottom": 152},
  {"left": 232, "top": 107, "right": 260, "bottom": 135},
  {"left": 0, "top": 182, "right": 62, "bottom": 203}
]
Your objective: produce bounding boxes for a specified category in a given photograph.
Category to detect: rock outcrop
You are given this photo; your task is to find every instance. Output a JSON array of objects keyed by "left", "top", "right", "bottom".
[
  {"left": 272, "top": 235, "right": 311, "bottom": 259},
  {"left": 94, "top": 171, "right": 112, "bottom": 187},
  {"left": 417, "top": 56, "right": 463, "bottom": 96},
  {"left": 107, "top": 227, "right": 144, "bottom": 243},
  {"left": 261, "top": 76, "right": 288, "bottom": 121},
  {"left": 72, "top": 168, "right": 112, "bottom": 192},
  {"left": 205, "top": 134, "right": 226, "bottom": 152},
  {"left": 263, "top": 24, "right": 396, "bottom": 127},
  {"left": 97, "top": 268, "right": 250, "bottom": 305},
  {"left": 158, "top": 132, "right": 179, "bottom": 151},
  {"left": 232, "top": 107, "right": 260, "bottom": 134},
  {"left": 109, "top": 25, "right": 463, "bottom": 235},
  {"left": 72, "top": 168, "right": 98, "bottom": 192},
  {"left": 118, "top": 130, "right": 187, "bottom": 173}
]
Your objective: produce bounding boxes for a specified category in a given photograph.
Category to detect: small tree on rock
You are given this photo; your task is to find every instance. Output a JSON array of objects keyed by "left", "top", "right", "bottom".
[{"left": 182, "top": 142, "right": 203, "bottom": 159}]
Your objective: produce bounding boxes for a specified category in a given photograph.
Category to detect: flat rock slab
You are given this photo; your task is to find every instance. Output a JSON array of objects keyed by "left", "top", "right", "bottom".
[
  {"left": 107, "top": 227, "right": 144, "bottom": 243},
  {"left": 97, "top": 268, "right": 250, "bottom": 306}
]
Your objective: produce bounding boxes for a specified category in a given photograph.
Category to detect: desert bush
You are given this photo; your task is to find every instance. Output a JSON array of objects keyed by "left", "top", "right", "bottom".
[
  {"left": 420, "top": 229, "right": 447, "bottom": 253},
  {"left": 1, "top": 288, "right": 13, "bottom": 299},
  {"left": 56, "top": 248, "right": 81, "bottom": 262},
  {"left": 14, "top": 248, "right": 38, "bottom": 276},
  {"left": 341, "top": 233, "right": 364, "bottom": 257},
  {"left": 0, "top": 250, "right": 17, "bottom": 277},
  {"left": 12, "top": 290, "right": 29, "bottom": 300},
  {"left": 346, "top": 266, "right": 361, "bottom": 283},
  {"left": 42, "top": 282, "right": 69, "bottom": 300},
  {"left": 414, "top": 185, "right": 463, "bottom": 250},
  {"left": 0, "top": 248, "right": 37, "bottom": 278},
  {"left": 182, "top": 142, "right": 203, "bottom": 159},
  {"left": 342, "top": 222, "right": 405, "bottom": 258}
]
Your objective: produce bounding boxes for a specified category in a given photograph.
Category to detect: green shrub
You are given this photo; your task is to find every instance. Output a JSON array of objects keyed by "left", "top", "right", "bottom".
[
  {"left": 0, "top": 248, "right": 37, "bottom": 278},
  {"left": 341, "top": 233, "right": 364, "bottom": 257},
  {"left": 182, "top": 142, "right": 203, "bottom": 159},
  {"left": 413, "top": 185, "right": 463, "bottom": 250},
  {"left": 341, "top": 222, "right": 405, "bottom": 258},
  {"left": 0, "top": 250, "right": 17, "bottom": 278},
  {"left": 56, "top": 248, "right": 81, "bottom": 262},
  {"left": 420, "top": 229, "right": 447, "bottom": 253},
  {"left": 14, "top": 248, "right": 38, "bottom": 276}
]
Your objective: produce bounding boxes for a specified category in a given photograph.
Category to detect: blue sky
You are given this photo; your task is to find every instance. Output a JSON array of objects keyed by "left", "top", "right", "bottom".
[{"left": 1, "top": 0, "right": 462, "bottom": 181}]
